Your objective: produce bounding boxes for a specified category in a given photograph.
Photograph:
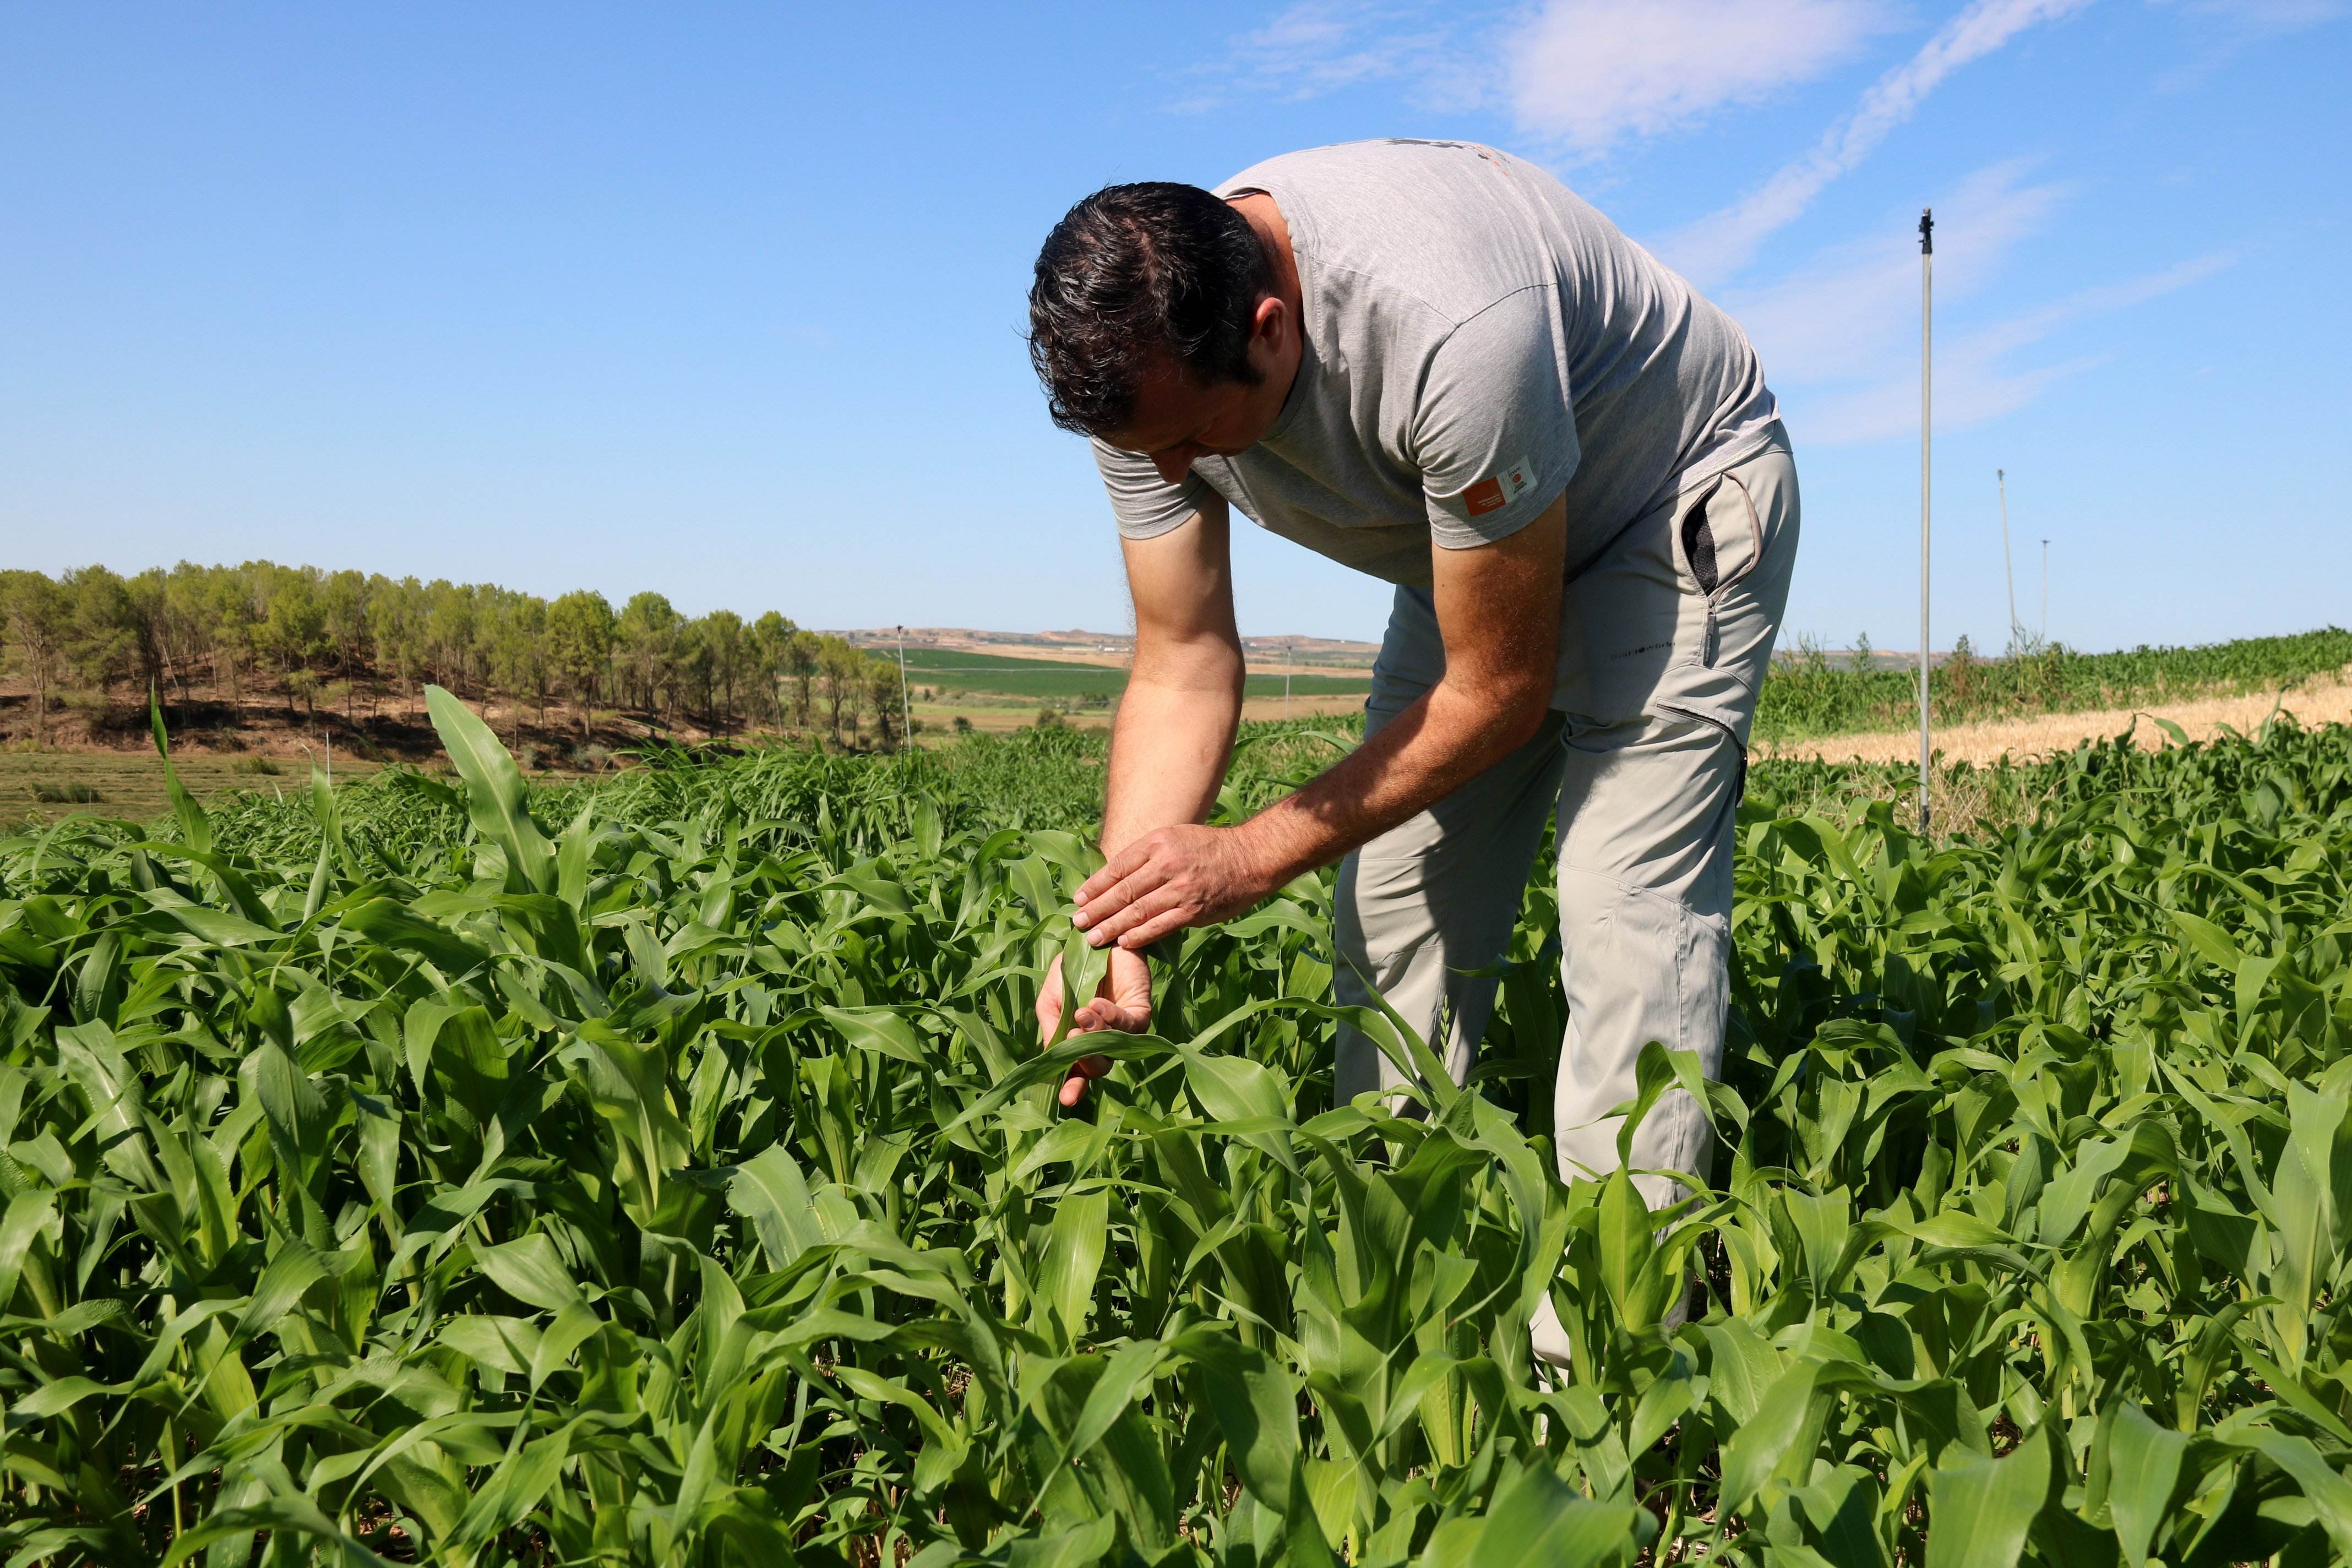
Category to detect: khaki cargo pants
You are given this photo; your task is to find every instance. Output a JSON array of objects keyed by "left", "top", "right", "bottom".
[{"left": 1333, "top": 425, "right": 1799, "bottom": 1213}]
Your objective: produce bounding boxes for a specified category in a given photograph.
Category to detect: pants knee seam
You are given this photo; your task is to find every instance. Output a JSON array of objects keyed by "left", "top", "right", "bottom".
[{"left": 1558, "top": 863, "right": 1723, "bottom": 924}]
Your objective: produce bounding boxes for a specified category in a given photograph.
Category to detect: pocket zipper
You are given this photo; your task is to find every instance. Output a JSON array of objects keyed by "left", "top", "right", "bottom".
[{"left": 1678, "top": 471, "right": 1766, "bottom": 669}]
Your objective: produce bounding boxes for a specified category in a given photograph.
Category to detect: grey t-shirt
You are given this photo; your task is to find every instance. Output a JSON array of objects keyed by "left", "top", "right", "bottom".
[{"left": 1091, "top": 139, "right": 1780, "bottom": 584}]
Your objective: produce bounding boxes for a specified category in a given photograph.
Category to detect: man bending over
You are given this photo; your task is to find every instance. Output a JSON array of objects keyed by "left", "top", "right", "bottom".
[{"left": 1025, "top": 139, "right": 1798, "bottom": 1354}]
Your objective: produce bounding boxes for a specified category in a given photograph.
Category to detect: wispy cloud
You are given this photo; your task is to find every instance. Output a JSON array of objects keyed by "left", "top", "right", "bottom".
[
  {"left": 2160, "top": 0, "right": 2349, "bottom": 34},
  {"left": 1184, "top": 0, "right": 1897, "bottom": 152},
  {"left": 2150, "top": 0, "right": 2348, "bottom": 88},
  {"left": 1504, "top": 0, "right": 1898, "bottom": 157},
  {"left": 1663, "top": 0, "right": 2094, "bottom": 286},
  {"left": 1186, "top": 1, "right": 2225, "bottom": 441},
  {"left": 1172, "top": 1, "right": 1445, "bottom": 112},
  {"left": 1723, "top": 162, "right": 2233, "bottom": 443},
  {"left": 1723, "top": 163, "right": 2071, "bottom": 383}
]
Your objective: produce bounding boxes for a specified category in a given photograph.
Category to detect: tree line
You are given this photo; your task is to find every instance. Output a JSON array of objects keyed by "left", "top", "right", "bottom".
[{"left": 0, "top": 561, "right": 914, "bottom": 746}]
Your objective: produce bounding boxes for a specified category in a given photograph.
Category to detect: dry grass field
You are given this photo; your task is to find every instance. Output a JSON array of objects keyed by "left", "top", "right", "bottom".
[
  {"left": 1762, "top": 672, "right": 2352, "bottom": 765},
  {"left": 0, "top": 749, "right": 386, "bottom": 827}
]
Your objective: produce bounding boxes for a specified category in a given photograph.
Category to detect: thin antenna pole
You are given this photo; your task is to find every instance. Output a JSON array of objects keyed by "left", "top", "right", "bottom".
[
  {"left": 1284, "top": 637, "right": 1294, "bottom": 720},
  {"left": 2040, "top": 541, "right": 2050, "bottom": 640},
  {"left": 1918, "top": 207, "right": 1934, "bottom": 835},
  {"left": 1998, "top": 469, "right": 2019, "bottom": 649},
  {"left": 894, "top": 626, "right": 911, "bottom": 747}
]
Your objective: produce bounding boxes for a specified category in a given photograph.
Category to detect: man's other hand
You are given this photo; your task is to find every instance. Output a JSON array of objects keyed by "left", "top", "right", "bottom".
[
  {"left": 1072, "top": 823, "right": 1276, "bottom": 950},
  {"left": 1036, "top": 945, "right": 1153, "bottom": 1107}
]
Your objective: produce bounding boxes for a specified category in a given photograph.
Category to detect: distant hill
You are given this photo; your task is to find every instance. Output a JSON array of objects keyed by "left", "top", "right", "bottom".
[
  {"left": 834, "top": 627, "right": 1380, "bottom": 672},
  {"left": 890, "top": 646, "right": 1371, "bottom": 703}
]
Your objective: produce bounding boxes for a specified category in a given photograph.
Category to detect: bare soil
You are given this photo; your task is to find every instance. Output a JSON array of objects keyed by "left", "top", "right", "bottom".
[
  {"left": 0, "top": 677, "right": 906, "bottom": 825},
  {"left": 1761, "top": 674, "right": 2352, "bottom": 765},
  {"left": 0, "top": 685, "right": 700, "bottom": 764}
]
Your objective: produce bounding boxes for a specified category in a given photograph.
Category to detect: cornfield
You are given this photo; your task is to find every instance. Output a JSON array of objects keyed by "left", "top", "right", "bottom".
[
  {"left": 1, "top": 689, "right": 2349, "bottom": 1565},
  {"left": 1754, "top": 626, "right": 2352, "bottom": 742}
]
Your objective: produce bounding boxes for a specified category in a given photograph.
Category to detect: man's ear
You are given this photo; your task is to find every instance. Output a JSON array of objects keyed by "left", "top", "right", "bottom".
[{"left": 1251, "top": 293, "right": 1287, "bottom": 350}]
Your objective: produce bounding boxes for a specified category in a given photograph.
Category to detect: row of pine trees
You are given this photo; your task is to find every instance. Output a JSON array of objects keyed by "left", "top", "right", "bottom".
[{"left": 0, "top": 561, "right": 911, "bottom": 745}]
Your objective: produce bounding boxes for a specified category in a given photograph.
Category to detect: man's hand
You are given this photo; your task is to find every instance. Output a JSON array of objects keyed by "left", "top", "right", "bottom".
[
  {"left": 1032, "top": 504, "right": 1240, "bottom": 1113},
  {"left": 1073, "top": 822, "right": 1281, "bottom": 950},
  {"left": 1036, "top": 945, "right": 1153, "bottom": 1107}
]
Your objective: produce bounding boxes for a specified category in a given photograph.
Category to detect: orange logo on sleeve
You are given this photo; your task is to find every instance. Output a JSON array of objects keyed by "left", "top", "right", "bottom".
[{"left": 1461, "top": 456, "right": 1534, "bottom": 518}]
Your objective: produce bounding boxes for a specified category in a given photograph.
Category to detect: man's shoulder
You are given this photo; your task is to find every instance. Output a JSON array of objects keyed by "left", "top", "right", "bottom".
[
  {"left": 1214, "top": 138, "right": 1516, "bottom": 193},
  {"left": 1218, "top": 141, "right": 1576, "bottom": 329}
]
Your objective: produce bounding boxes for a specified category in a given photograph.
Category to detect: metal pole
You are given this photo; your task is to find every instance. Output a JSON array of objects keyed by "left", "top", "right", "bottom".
[
  {"left": 1998, "top": 469, "right": 2019, "bottom": 649},
  {"left": 2040, "top": 541, "right": 2050, "bottom": 640},
  {"left": 1918, "top": 208, "right": 1934, "bottom": 835},
  {"left": 895, "top": 626, "right": 911, "bottom": 747},
  {"left": 1284, "top": 637, "right": 1293, "bottom": 720}
]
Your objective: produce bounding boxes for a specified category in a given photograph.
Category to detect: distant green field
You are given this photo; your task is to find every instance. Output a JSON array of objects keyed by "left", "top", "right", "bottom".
[
  {"left": 1755, "top": 625, "right": 2352, "bottom": 741},
  {"left": 899, "top": 647, "right": 1370, "bottom": 701},
  {"left": 2, "top": 751, "right": 385, "bottom": 826}
]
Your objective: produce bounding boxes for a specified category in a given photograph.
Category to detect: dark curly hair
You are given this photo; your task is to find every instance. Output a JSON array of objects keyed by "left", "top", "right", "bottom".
[{"left": 1026, "top": 182, "right": 1272, "bottom": 438}]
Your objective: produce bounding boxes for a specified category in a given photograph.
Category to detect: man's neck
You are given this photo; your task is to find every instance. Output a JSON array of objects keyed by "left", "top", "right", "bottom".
[
  {"left": 1227, "top": 190, "right": 1305, "bottom": 426},
  {"left": 1227, "top": 191, "right": 1304, "bottom": 325}
]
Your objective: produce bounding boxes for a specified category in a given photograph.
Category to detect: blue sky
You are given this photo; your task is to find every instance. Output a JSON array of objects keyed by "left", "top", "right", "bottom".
[{"left": 3, "top": 1, "right": 2345, "bottom": 652}]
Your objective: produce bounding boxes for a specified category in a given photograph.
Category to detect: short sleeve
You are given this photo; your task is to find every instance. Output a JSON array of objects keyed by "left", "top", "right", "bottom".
[
  {"left": 1411, "top": 287, "right": 1580, "bottom": 549},
  {"left": 1091, "top": 439, "right": 1217, "bottom": 540}
]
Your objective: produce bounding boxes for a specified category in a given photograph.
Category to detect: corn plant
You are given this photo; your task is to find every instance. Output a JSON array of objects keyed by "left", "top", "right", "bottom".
[{"left": 0, "top": 694, "right": 2348, "bottom": 1565}]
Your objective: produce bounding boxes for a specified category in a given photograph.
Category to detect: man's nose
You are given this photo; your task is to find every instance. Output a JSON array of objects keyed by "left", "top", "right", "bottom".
[{"left": 1151, "top": 448, "right": 1197, "bottom": 484}]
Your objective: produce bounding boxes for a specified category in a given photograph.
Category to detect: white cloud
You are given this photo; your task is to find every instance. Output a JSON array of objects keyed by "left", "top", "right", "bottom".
[
  {"left": 2149, "top": 0, "right": 2347, "bottom": 88},
  {"left": 2161, "top": 0, "right": 2348, "bottom": 32},
  {"left": 1504, "top": 0, "right": 1896, "bottom": 157},
  {"left": 1723, "top": 162, "right": 2068, "bottom": 383},
  {"left": 1243, "top": 1, "right": 1444, "bottom": 93},
  {"left": 1175, "top": 1, "right": 1445, "bottom": 112},
  {"left": 1190, "top": 0, "right": 1897, "bottom": 149},
  {"left": 1722, "top": 163, "right": 2233, "bottom": 444},
  {"left": 1664, "top": 0, "right": 2095, "bottom": 285}
]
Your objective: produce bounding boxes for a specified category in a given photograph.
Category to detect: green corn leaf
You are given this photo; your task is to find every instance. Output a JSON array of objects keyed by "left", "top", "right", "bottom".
[
  {"left": 2104, "top": 1403, "right": 2185, "bottom": 1568},
  {"left": 1596, "top": 1168, "right": 1658, "bottom": 1325},
  {"left": 162, "top": 1490, "right": 396, "bottom": 1568},
  {"left": 13, "top": 1375, "right": 125, "bottom": 1419},
  {"left": 1173, "top": 1327, "right": 1301, "bottom": 1511},
  {"left": 2241, "top": 1432, "right": 2352, "bottom": 1560},
  {"left": 1717, "top": 1358, "right": 1822, "bottom": 1513},
  {"left": 822, "top": 1004, "right": 927, "bottom": 1064},
  {"left": 0, "top": 1191, "right": 56, "bottom": 1316},
  {"left": 148, "top": 685, "right": 213, "bottom": 858},
  {"left": 1035, "top": 1189, "right": 1110, "bottom": 1345},
  {"left": 1046, "top": 921, "right": 1110, "bottom": 1050},
  {"left": 529, "top": 1300, "right": 603, "bottom": 1390},
  {"left": 449, "top": 1418, "right": 578, "bottom": 1550},
  {"left": 343, "top": 897, "right": 491, "bottom": 976},
  {"left": 1926, "top": 1424, "right": 2051, "bottom": 1568},
  {"left": 231, "top": 1243, "right": 329, "bottom": 1344},
  {"left": 2166, "top": 908, "right": 2243, "bottom": 974},
  {"left": 727, "top": 1144, "right": 824, "bottom": 1271},
  {"left": 477, "top": 1233, "right": 587, "bottom": 1314},
  {"left": 1465, "top": 1465, "right": 1642, "bottom": 1567},
  {"left": 437, "top": 1315, "right": 543, "bottom": 1378},
  {"left": 426, "top": 683, "right": 557, "bottom": 894}
]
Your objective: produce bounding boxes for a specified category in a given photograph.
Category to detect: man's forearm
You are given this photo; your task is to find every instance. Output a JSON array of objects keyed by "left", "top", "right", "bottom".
[
  {"left": 1101, "top": 666, "right": 1244, "bottom": 857},
  {"left": 1237, "top": 673, "right": 1548, "bottom": 885},
  {"left": 1072, "top": 502, "right": 1566, "bottom": 956},
  {"left": 1234, "top": 503, "right": 1566, "bottom": 887}
]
